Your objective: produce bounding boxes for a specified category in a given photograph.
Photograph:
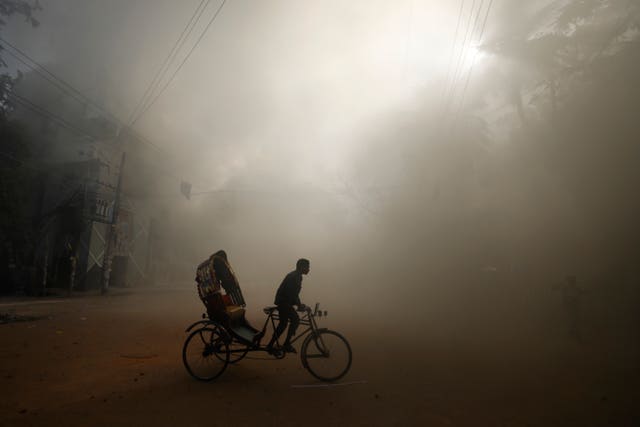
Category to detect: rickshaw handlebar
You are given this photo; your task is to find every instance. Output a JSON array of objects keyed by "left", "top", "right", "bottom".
[{"left": 300, "top": 302, "right": 327, "bottom": 318}]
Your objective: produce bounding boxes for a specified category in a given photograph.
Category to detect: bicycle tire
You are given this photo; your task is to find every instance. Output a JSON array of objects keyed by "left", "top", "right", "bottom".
[
  {"left": 183, "top": 326, "right": 229, "bottom": 381},
  {"left": 301, "top": 329, "right": 352, "bottom": 382}
]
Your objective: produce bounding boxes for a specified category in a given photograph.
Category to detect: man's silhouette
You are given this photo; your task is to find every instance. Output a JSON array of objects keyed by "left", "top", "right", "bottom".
[{"left": 267, "top": 258, "right": 310, "bottom": 354}]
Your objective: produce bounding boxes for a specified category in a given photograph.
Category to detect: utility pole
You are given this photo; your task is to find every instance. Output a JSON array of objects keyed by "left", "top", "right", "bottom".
[
  {"left": 101, "top": 152, "right": 126, "bottom": 294},
  {"left": 143, "top": 218, "right": 155, "bottom": 286}
]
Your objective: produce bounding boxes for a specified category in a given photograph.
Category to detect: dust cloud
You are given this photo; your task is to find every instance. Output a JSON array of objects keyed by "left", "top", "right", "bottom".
[{"left": 3, "top": 0, "right": 639, "bottom": 405}]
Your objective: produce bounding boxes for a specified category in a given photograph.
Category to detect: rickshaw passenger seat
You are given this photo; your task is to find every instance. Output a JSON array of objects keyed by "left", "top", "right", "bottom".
[
  {"left": 225, "top": 305, "right": 245, "bottom": 323},
  {"left": 226, "top": 308, "right": 260, "bottom": 344},
  {"left": 195, "top": 252, "right": 261, "bottom": 344},
  {"left": 231, "top": 324, "right": 261, "bottom": 345}
]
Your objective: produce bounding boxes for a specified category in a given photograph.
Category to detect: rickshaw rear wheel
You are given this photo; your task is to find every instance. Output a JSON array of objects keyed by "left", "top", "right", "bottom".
[{"left": 183, "top": 326, "right": 229, "bottom": 381}]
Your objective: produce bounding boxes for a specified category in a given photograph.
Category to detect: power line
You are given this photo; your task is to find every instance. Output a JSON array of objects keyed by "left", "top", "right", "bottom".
[
  {"left": 449, "top": 0, "right": 486, "bottom": 109},
  {"left": 127, "top": 0, "right": 210, "bottom": 125},
  {"left": 464, "top": 0, "right": 487, "bottom": 71},
  {"left": 457, "top": 0, "right": 485, "bottom": 92},
  {"left": 8, "top": 91, "right": 97, "bottom": 140},
  {"left": 9, "top": 90, "right": 191, "bottom": 189},
  {"left": 0, "top": 36, "right": 184, "bottom": 159},
  {"left": 1, "top": 10, "right": 219, "bottom": 190},
  {"left": 3, "top": 40, "right": 209, "bottom": 197},
  {"left": 114, "top": 0, "right": 217, "bottom": 191},
  {"left": 444, "top": 0, "right": 478, "bottom": 106},
  {"left": 442, "top": 1, "right": 466, "bottom": 103},
  {"left": 12, "top": 93, "right": 191, "bottom": 191},
  {"left": 442, "top": 0, "right": 492, "bottom": 136},
  {"left": 0, "top": 36, "right": 124, "bottom": 127},
  {"left": 0, "top": 150, "right": 118, "bottom": 193},
  {"left": 132, "top": 0, "right": 227, "bottom": 123},
  {"left": 453, "top": 0, "right": 495, "bottom": 123},
  {"left": 2, "top": 47, "right": 91, "bottom": 111},
  {"left": 133, "top": 0, "right": 226, "bottom": 123},
  {"left": 440, "top": 0, "right": 480, "bottom": 136}
]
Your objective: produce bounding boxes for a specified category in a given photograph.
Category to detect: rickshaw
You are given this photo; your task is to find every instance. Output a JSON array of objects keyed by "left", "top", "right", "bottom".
[{"left": 182, "top": 253, "right": 352, "bottom": 382}]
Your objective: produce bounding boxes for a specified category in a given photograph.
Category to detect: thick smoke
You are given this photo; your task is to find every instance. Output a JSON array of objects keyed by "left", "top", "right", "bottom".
[{"left": 5, "top": 0, "right": 639, "bottom": 349}]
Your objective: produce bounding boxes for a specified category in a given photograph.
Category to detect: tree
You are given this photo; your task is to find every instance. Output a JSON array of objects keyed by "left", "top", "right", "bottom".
[
  {"left": 0, "top": 0, "right": 40, "bottom": 28},
  {"left": 0, "top": 0, "right": 41, "bottom": 293},
  {"left": 0, "top": 0, "right": 41, "bottom": 118},
  {"left": 479, "top": 0, "right": 640, "bottom": 281}
]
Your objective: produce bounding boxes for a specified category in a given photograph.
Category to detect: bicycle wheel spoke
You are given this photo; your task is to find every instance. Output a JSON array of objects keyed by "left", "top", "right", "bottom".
[
  {"left": 302, "top": 330, "right": 352, "bottom": 382},
  {"left": 216, "top": 340, "right": 249, "bottom": 364},
  {"left": 183, "top": 327, "right": 229, "bottom": 381}
]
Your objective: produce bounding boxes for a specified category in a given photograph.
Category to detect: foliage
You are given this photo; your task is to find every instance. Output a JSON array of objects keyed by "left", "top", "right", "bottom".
[
  {"left": 485, "top": 0, "right": 640, "bottom": 277},
  {"left": 347, "top": 0, "right": 640, "bottom": 287},
  {"left": 0, "top": 0, "right": 40, "bottom": 29},
  {"left": 0, "top": 0, "right": 40, "bottom": 116},
  {"left": 0, "top": 121, "right": 33, "bottom": 233},
  {"left": 0, "top": 0, "right": 41, "bottom": 292}
]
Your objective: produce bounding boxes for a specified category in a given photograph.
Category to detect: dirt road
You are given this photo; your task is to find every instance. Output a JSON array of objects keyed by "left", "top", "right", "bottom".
[{"left": 0, "top": 287, "right": 637, "bottom": 426}]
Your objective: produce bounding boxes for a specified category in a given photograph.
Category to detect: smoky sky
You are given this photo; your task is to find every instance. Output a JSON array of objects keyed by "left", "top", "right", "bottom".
[
  {"left": 4, "top": 0, "right": 639, "bottom": 328},
  {"left": 5, "top": 1, "right": 468, "bottom": 184}
]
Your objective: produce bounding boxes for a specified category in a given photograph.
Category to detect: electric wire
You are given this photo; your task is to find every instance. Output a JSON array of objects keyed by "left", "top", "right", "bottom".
[
  {"left": 0, "top": 37, "right": 169, "bottom": 156},
  {"left": 8, "top": 91, "right": 98, "bottom": 141},
  {"left": 132, "top": 0, "right": 227, "bottom": 123},
  {"left": 1, "top": 37, "right": 201, "bottom": 187},
  {"left": 0, "top": 36, "right": 124, "bottom": 126},
  {"left": 7, "top": 100, "right": 120, "bottom": 189},
  {"left": 2, "top": 1, "right": 222, "bottom": 194},
  {"left": 445, "top": 0, "right": 478, "bottom": 105},
  {"left": 127, "top": 0, "right": 210, "bottom": 125},
  {"left": 4, "top": 66, "right": 187, "bottom": 188},
  {"left": 452, "top": 0, "right": 495, "bottom": 123},
  {"left": 13, "top": 92, "right": 189, "bottom": 188},
  {"left": 442, "top": 0, "right": 466, "bottom": 103},
  {"left": 442, "top": 0, "right": 491, "bottom": 136},
  {"left": 1, "top": 42, "right": 119, "bottom": 139},
  {"left": 2, "top": 46, "right": 93, "bottom": 113},
  {"left": 449, "top": 0, "right": 487, "bottom": 111},
  {"left": 116, "top": 0, "right": 217, "bottom": 189},
  {"left": 0, "top": 149, "right": 117, "bottom": 194}
]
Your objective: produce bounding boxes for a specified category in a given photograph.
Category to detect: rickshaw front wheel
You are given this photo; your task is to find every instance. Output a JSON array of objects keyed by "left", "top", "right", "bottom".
[{"left": 301, "top": 329, "right": 352, "bottom": 382}]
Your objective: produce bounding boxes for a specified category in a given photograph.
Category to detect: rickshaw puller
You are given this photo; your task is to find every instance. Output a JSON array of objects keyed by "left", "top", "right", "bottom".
[{"left": 266, "top": 258, "right": 310, "bottom": 354}]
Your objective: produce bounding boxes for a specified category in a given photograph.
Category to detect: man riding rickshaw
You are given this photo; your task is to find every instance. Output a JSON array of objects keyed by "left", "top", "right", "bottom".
[{"left": 186, "top": 250, "right": 352, "bottom": 382}]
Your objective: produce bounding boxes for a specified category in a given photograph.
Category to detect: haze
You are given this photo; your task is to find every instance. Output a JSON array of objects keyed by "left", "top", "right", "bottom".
[{"left": 1, "top": 2, "right": 639, "bottom": 423}]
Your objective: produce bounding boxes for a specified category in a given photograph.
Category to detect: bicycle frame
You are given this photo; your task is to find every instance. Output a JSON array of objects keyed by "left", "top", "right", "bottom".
[
  {"left": 255, "top": 303, "right": 331, "bottom": 357},
  {"left": 259, "top": 307, "right": 317, "bottom": 347},
  {"left": 186, "top": 303, "right": 329, "bottom": 356},
  {"left": 182, "top": 302, "right": 351, "bottom": 382}
]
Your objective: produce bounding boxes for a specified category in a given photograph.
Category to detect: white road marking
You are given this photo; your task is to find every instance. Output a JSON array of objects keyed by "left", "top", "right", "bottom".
[{"left": 291, "top": 380, "right": 367, "bottom": 388}]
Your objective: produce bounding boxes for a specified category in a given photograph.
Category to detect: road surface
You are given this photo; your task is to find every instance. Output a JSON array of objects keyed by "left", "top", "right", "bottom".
[{"left": 0, "top": 286, "right": 637, "bottom": 426}]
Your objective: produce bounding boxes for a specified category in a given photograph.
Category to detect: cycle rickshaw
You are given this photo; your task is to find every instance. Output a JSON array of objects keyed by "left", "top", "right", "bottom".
[{"left": 182, "top": 253, "right": 352, "bottom": 382}]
